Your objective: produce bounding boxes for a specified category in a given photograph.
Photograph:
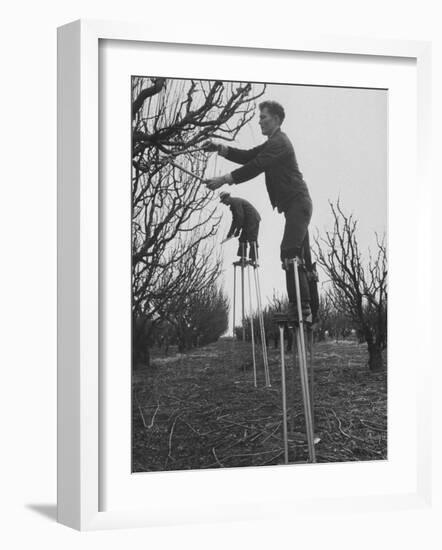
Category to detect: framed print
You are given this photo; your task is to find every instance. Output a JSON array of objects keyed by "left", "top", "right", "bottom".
[{"left": 57, "top": 19, "right": 432, "bottom": 530}]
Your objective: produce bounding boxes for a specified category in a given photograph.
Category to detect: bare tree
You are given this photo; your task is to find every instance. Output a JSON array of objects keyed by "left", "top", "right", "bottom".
[
  {"left": 131, "top": 77, "right": 265, "bottom": 365},
  {"left": 314, "top": 294, "right": 333, "bottom": 342},
  {"left": 314, "top": 201, "right": 387, "bottom": 371},
  {"left": 183, "top": 284, "right": 229, "bottom": 350},
  {"left": 161, "top": 238, "right": 224, "bottom": 352},
  {"left": 133, "top": 231, "right": 222, "bottom": 364}
]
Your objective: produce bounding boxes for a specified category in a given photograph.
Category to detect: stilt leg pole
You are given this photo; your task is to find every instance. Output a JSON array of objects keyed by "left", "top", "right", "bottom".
[
  {"left": 252, "top": 243, "right": 270, "bottom": 387},
  {"left": 292, "top": 258, "right": 316, "bottom": 463},
  {"left": 232, "top": 264, "right": 237, "bottom": 339},
  {"left": 247, "top": 264, "right": 257, "bottom": 388},
  {"left": 278, "top": 322, "right": 289, "bottom": 464},
  {"left": 290, "top": 324, "right": 297, "bottom": 434},
  {"left": 241, "top": 245, "right": 246, "bottom": 342},
  {"left": 308, "top": 327, "right": 315, "bottom": 434}
]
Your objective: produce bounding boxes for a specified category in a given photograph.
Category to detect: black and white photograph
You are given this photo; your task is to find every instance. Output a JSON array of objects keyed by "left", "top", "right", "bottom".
[
  {"left": 131, "top": 76, "right": 387, "bottom": 472},
  {"left": 3, "top": 0, "right": 438, "bottom": 542}
]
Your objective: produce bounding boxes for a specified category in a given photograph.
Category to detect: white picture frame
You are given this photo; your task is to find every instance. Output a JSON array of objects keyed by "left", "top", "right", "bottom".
[{"left": 57, "top": 19, "right": 432, "bottom": 531}]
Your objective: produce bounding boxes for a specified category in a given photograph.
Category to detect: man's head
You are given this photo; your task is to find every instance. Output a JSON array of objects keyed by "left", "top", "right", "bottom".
[
  {"left": 219, "top": 191, "right": 231, "bottom": 204},
  {"left": 258, "top": 101, "right": 285, "bottom": 136}
]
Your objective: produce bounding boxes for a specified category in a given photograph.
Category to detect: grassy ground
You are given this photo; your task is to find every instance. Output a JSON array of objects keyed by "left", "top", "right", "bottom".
[{"left": 132, "top": 337, "right": 387, "bottom": 472}]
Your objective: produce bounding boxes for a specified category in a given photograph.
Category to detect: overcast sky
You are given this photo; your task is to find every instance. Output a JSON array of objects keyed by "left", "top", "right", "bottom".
[
  {"left": 210, "top": 83, "right": 388, "bottom": 329},
  {"left": 134, "top": 78, "right": 388, "bottom": 330}
]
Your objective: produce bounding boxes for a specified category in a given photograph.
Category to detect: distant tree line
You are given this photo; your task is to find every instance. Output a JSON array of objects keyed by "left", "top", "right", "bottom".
[
  {"left": 133, "top": 282, "right": 229, "bottom": 362},
  {"left": 235, "top": 294, "right": 355, "bottom": 353},
  {"left": 131, "top": 76, "right": 265, "bottom": 367}
]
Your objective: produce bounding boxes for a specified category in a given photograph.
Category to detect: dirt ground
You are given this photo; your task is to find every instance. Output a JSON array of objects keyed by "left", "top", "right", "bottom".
[{"left": 132, "top": 337, "right": 387, "bottom": 472}]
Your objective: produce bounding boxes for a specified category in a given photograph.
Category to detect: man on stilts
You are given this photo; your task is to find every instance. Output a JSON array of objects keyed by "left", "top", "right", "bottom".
[
  {"left": 219, "top": 191, "right": 270, "bottom": 386},
  {"left": 219, "top": 192, "right": 261, "bottom": 263},
  {"left": 204, "top": 100, "right": 317, "bottom": 462},
  {"left": 203, "top": 100, "right": 313, "bottom": 322}
]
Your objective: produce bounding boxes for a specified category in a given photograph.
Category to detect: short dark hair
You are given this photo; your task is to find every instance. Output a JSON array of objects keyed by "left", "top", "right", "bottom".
[
  {"left": 259, "top": 101, "right": 285, "bottom": 123},
  {"left": 220, "top": 191, "right": 231, "bottom": 203}
]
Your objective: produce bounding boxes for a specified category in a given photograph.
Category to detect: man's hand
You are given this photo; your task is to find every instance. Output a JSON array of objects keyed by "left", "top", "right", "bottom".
[
  {"left": 202, "top": 140, "right": 220, "bottom": 153},
  {"left": 221, "top": 235, "right": 234, "bottom": 244},
  {"left": 204, "top": 176, "right": 225, "bottom": 191}
]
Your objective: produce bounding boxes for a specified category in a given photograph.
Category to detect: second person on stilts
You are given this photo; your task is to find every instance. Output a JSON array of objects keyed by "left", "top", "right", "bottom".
[{"left": 219, "top": 191, "right": 261, "bottom": 263}]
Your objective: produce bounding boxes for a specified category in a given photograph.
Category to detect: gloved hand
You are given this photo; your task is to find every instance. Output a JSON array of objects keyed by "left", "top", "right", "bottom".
[
  {"left": 202, "top": 140, "right": 220, "bottom": 152},
  {"left": 204, "top": 176, "right": 225, "bottom": 190},
  {"left": 205, "top": 173, "right": 234, "bottom": 190}
]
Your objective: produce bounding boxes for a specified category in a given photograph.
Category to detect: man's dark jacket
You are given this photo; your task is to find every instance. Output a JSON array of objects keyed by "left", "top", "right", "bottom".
[
  {"left": 226, "top": 197, "right": 261, "bottom": 239},
  {"left": 224, "top": 129, "right": 310, "bottom": 213}
]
